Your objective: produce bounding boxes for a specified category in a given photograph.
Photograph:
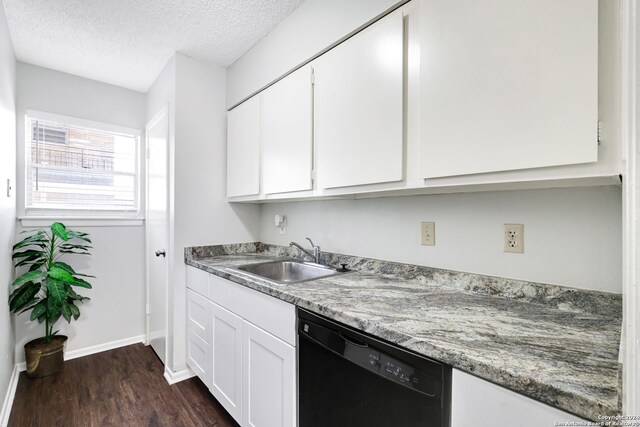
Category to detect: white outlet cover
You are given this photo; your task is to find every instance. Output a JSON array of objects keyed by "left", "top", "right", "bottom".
[
  {"left": 504, "top": 224, "right": 524, "bottom": 253},
  {"left": 421, "top": 221, "right": 435, "bottom": 246}
]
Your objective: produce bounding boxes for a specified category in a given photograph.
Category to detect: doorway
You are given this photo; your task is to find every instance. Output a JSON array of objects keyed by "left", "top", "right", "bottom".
[{"left": 145, "top": 106, "right": 169, "bottom": 364}]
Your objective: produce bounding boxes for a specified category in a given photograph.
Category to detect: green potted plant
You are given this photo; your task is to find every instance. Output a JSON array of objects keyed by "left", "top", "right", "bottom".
[{"left": 9, "top": 222, "right": 93, "bottom": 378}]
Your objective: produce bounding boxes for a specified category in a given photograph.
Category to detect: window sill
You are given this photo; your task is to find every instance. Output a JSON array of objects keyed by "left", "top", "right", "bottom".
[{"left": 19, "top": 216, "right": 145, "bottom": 228}]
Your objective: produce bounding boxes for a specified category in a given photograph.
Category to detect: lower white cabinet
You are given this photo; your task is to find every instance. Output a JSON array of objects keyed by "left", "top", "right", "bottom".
[
  {"left": 186, "top": 327, "right": 210, "bottom": 384},
  {"left": 451, "top": 369, "right": 584, "bottom": 427},
  {"left": 243, "top": 321, "right": 296, "bottom": 427},
  {"left": 211, "top": 302, "right": 243, "bottom": 422},
  {"left": 186, "top": 274, "right": 296, "bottom": 427}
]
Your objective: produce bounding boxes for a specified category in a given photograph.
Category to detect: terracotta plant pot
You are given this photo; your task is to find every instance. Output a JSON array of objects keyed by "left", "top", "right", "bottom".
[{"left": 24, "top": 335, "right": 68, "bottom": 378}]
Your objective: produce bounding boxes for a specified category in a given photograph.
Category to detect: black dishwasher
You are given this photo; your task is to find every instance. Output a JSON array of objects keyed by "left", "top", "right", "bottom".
[{"left": 298, "top": 308, "right": 451, "bottom": 427}]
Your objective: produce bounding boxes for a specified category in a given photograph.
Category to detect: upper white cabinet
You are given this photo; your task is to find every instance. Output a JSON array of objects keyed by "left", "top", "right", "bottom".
[
  {"left": 262, "top": 66, "right": 313, "bottom": 194},
  {"left": 227, "top": 95, "right": 260, "bottom": 197},
  {"left": 314, "top": 8, "right": 404, "bottom": 189},
  {"left": 419, "top": 0, "right": 599, "bottom": 178}
]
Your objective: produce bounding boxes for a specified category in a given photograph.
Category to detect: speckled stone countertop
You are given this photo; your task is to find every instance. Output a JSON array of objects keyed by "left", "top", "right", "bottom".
[{"left": 185, "top": 243, "right": 622, "bottom": 421}]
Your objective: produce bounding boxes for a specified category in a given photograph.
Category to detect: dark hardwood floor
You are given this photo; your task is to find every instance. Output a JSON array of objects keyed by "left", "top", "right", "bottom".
[{"left": 8, "top": 343, "right": 240, "bottom": 427}]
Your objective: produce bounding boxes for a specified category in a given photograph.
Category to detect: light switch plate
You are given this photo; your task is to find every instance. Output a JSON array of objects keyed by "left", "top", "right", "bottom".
[
  {"left": 504, "top": 224, "right": 524, "bottom": 253},
  {"left": 421, "top": 222, "right": 435, "bottom": 246}
]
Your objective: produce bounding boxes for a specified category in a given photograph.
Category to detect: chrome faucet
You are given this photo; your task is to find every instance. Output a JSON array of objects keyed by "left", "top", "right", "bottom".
[{"left": 289, "top": 237, "right": 321, "bottom": 264}]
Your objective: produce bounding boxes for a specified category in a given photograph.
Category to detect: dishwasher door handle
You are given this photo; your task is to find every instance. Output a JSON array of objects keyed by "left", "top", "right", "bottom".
[{"left": 299, "top": 317, "right": 439, "bottom": 398}]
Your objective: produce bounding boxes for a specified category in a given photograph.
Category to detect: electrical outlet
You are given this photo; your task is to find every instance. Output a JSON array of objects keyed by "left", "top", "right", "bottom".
[
  {"left": 504, "top": 224, "right": 524, "bottom": 253},
  {"left": 421, "top": 222, "right": 435, "bottom": 246}
]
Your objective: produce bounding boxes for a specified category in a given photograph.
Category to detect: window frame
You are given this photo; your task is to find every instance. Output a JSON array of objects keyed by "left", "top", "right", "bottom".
[{"left": 23, "top": 110, "right": 143, "bottom": 220}]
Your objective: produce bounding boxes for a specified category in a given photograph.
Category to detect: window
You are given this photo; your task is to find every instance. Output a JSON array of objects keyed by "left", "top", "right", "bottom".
[{"left": 25, "top": 112, "right": 140, "bottom": 216}]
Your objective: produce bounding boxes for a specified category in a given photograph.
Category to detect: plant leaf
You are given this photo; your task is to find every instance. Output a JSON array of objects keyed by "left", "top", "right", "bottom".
[
  {"left": 28, "top": 261, "right": 45, "bottom": 272},
  {"left": 71, "top": 277, "right": 92, "bottom": 289},
  {"left": 61, "top": 304, "right": 72, "bottom": 323},
  {"left": 30, "top": 302, "right": 47, "bottom": 321},
  {"left": 12, "top": 249, "right": 43, "bottom": 260},
  {"left": 59, "top": 250, "right": 91, "bottom": 256},
  {"left": 67, "top": 230, "right": 92, "bottom": 244},
  {"left": 12, "top": 270, "right": 46, "bottom": 287},
  {"left": 18, "top": 299, "right": 41, "bottom": 314},
  {"left": 59, "top": 244, "right": 92, "bottom": 251},
  {"left": 12, "top": 234, "right": 48, "bottom": 251},
  {"left": 9, "top": 283, "right": 40, "bottom": 312},
  {"left": 48, "top": 267, "right": 75, "bottom": 284},
  {"left": 46, "top": 277, "right": 67, "bottom": 303},
  {"left": 52, "top": 262, "right": 76, "bottom": 275},
  {"left": 15, "top": 253, "right": 46, "bottom": 268},
  {"left": 50, "top": 222, "right": 68, "bottom": 241},
  {"left": 68, "top": 303, "right": 80, "bottom": 320}
]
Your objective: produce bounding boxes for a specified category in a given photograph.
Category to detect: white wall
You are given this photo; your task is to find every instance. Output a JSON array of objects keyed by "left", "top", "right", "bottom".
[
  {"left": 260, "top": 187, "right": 622, "bottom": 292},
  {"left": 14, "top": 63, "right": 147, "bottom": 362},
  {"left": 226, "top": 0, "right": 402, "bottom": 108},
  {"left": 0, "top": 0, "right": 16, "bottom": 414},
  {"left": 172, "top": 54, "right": 260, "bottom": 372},
  {"left": 147, "top": 53, "right": 260, "bottom": 374}
]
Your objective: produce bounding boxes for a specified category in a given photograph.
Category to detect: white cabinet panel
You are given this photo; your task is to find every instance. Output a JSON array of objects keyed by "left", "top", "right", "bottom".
[
  {"left": 209, "top": 274, "right": 296, "bottom": 346},
  {"left": 227, "top": 96, "right": 260, "bottom": 197},
  {"left": 186, "top": 328, "right": 210, "bottom": 388},
  {"left": 420, "top": 0, "right": 598, "bottom": 178},
  {"left": 242, "top": 321, "right": 296, "bottom": 427},
  {"left": 186, "top": 265, "right": 209, "bottom": 298},
  {"left": 186, "top": 289, "right": 210, "bottom": 341},
  {"left": 451, "top": 370, "right": 584, "bottom": 427},
  {"left": 211, "top": 302, "right": 243, "bottom": 423},
  {"left": 262, "top": 66, "right": 313, "bottom": 194},
  {"left": 315, "top": 8, "right": 404, "bottom": 189}
]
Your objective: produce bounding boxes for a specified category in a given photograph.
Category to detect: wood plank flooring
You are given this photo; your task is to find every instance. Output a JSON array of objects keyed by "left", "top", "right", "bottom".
[{"left": 8, "top": 343, "right": 240, "bottom": 427}]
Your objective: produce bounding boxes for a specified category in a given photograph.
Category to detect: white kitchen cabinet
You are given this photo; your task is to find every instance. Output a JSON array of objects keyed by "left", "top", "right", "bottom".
[
  {"left": 420, "top": 0, "right": 599, "bottom": 179},
  {"left": 227, "top": 95, "right": 260, "bottom": 197},
  {"left": 186, "top": 289, "right": 212, "bottom": 388},
  {"left": 451, "top": 369, "right": 584, "bottom": 427},
  {"left": 242, "top": 321, "right": 296, "bottom": 427},
  {"left": 262, "top": 65, "right": 313, "bottom": 194},
  {"left": 186, "top": 270, "right": 296, "bottom": 427},
  {"left": 314, "top": 8, "right": 404, "bottom": 189},
  {"left": 210, "top": 301, "right": 244, "bottom": 423}
]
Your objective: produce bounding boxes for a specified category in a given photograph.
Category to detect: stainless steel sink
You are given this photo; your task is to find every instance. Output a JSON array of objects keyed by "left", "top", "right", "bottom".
[{"left": 229, "top": 259, "right": 344, "bottom": 284}]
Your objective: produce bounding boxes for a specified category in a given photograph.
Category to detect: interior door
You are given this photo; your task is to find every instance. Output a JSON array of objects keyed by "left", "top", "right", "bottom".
[{"left": 146, "top": 106, "right": 169, "bottom": 364}]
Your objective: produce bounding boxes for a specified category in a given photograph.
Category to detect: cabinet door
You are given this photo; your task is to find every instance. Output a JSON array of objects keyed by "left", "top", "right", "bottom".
[
  {"left": 186, "top": 289, "right": 210, "bottom": 341},
  {"left": 186, "top": 290, "right": 211, "bottom": 388},
  {"left": 420, "top": 0, "right": 598, "bottom": 178},
  {"left": 451, "top": 370, "right": 584, "bottom": 426},
  {"left": 210, "top": 302, "right": 244, "bottom": 423},
  {"left": 227, "top": 95, "right": 260, "bottom": 197},
  {"left": 242, "top": 321, "right": 296, "bottom": 427},
  {"left": 186, "top": 328, "right": 210, "bottom": 388},
  {"left": 262, "top": 66, "right": 313, "bottom": 194},
  {"left": 314, "top": 8, "right": 404, "bottom": 189}
]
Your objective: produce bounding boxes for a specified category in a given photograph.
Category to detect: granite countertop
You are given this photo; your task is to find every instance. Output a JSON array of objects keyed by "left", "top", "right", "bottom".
[{"left": 184, "top": 243, "right": 622, "bottom": 421}]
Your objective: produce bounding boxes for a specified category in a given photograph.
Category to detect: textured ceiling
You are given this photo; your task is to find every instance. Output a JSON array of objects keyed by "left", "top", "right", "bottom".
[{"left": 2, "top": 0, "right": 305, "bottom": 92}]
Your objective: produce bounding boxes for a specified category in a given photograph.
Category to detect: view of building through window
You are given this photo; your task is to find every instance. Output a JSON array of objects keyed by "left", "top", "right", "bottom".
[{"left": 26, "top": 116, "right": 138, "bottom": 213}]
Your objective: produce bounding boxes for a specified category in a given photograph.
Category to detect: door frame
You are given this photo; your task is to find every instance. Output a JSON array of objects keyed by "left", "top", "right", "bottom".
[
  {"left": 622, "top": 0, "right": 639, "bottom": 414},
  {"left": 145, "top": 104, "right": 170, "bottom": 362}
]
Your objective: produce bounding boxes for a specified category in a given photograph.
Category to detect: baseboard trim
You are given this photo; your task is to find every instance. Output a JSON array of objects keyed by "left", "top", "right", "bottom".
[
  {"left": 65, "top": 335, "right": 146, "bottom": 361},
  {"left": 0, "top": 365, "right": 21, "bottom": 427},
  {"left": 15, "top": 334, "right": 146, "bottom": 373},
  {"left": 163, "top": 367, "right": 195, "bottom": 385}
]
